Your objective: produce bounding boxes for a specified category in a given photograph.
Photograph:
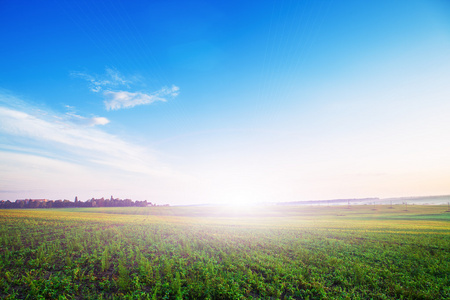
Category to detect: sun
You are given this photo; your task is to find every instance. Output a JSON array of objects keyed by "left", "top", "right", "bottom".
[{"left": 219, "top": 191, "right": 262, "bottom": 208}]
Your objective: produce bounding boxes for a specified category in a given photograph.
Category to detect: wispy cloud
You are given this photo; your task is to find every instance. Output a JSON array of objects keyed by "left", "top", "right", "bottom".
[
  {"left": 63, "top": 105, "right": 109, "bottom": 126},
  {"left": 104, "top": 85, "right": 179, "bottom": 110},
  {"left": 0, "top": 100, "right": 167, "bottom": 176},
  {"left": 65, "top": 112, "right": 110, "bottom": 126},
  {"left": 72, "top": 68, "right": 179, "bottom": 110},
  {"left": 71, "top": 67, "right": 130, "bottom": 93}
]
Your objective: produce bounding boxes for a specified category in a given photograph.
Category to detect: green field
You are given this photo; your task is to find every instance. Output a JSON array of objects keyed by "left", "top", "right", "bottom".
[{"left": 1, "top": 205, "right": 449, "bottom": 299}]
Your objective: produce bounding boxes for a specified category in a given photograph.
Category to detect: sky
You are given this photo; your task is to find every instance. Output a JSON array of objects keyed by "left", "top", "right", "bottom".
[{"left": 1, "top": 0, "right": 450, "bottom": 205}]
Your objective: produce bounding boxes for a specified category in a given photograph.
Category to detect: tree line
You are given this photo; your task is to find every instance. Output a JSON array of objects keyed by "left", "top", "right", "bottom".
[{"left": 0, "top": 196, "right": 161, "bottom": 209}]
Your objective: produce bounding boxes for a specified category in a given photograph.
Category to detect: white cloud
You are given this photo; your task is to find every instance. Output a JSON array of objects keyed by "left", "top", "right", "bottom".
[
  {"left": 104, "top": 85, "right": 179, "bottom": 110},
  {"left": 105, "top": 68, "right": 128, "bottom": 86},
  {"left": 66, "top": 112, "right": 110, "bottom": 126},
  {"left": 72, "top": 68, "right": 179, "bottom": 110},
  {"left": 71, "top": 67, "right": 130, "bottom": 93},
  {"left": 90, "top": 117, "right": 110, "bottom": 126},
  {"left": 0, "top": 105, "right": 168, "bottom": 176}
]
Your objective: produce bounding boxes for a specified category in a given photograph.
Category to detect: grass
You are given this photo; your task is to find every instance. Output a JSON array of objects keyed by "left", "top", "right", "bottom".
[{"left": 0, "top": 205, "right": 449, "bottom": 299}]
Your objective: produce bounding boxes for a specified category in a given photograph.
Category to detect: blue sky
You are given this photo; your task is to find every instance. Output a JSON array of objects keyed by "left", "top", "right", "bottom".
[{"left": 1, "top": 0, "right": 450, "bottom": 204}]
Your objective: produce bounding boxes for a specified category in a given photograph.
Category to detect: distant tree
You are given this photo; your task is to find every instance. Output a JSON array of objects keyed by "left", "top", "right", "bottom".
[
  {"left": 1, "top": 196, "right": 157, "bottom": 209},
  {"left": 99, "top": 197, "right": 106, "bottom": 207}
]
